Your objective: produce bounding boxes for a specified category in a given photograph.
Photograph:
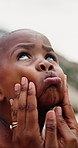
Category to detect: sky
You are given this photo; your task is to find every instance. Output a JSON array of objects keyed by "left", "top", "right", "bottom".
[{"left": 0, "top": 0, "right": 78, "bottom": 63}]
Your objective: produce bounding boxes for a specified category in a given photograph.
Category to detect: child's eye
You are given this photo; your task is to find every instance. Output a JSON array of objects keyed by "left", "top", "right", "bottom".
[
  {"left": 17, "top": 52, "right": 31, "bottom": 61},
  {"left": 45, "top": 54, "right": 55, "bottom": 61}
]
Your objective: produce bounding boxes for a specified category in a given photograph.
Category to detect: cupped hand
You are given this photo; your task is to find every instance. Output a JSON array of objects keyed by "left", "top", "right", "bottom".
[
  {"left": 10, "top": 77, "right": 43, "bottom": 148},
  {"left": 10, "top": 76, "right": 78, "bottom": 148},
  {"left": 10, "top": 77, "right": 55, "bottom": 148},
  {"left": 43, "top": 75, "right": 78, "bottom": 148}
]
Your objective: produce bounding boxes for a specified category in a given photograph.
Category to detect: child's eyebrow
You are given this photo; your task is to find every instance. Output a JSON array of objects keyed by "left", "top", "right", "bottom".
[
  {"left": 16, "top": 43, "right": 35, "bottom": 49},
  {"left": 10, "top": 43, "right": 54, "bottom": 56},
  {"left": 42, "top": 45, "right": 54, "bottom": 52},
  {"left": 10, "top": 43, "right": 35, "bottom": 55}
]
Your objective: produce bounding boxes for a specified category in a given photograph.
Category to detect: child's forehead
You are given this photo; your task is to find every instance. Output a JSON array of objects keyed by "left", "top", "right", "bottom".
[
  {"left": 0, "top": 29, "right": 54, "bottom": 54},
  {"left": 5, "top": 30, "right": 50, "bottom": 43}
]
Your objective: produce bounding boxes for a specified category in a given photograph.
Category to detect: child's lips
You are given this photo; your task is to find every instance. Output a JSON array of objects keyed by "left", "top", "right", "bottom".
[
  {"left": 43, "top": 72, "right": 61, "bottom": 88},
  {"left": 43, "top": 77, "right": 61, "bottom": 86}
]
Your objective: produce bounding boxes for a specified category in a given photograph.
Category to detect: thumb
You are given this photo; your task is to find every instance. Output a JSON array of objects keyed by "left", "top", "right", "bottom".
[
  {"left": 55, "top": 106, "right": 72, "bottom": 139},
  {"left": 62, "top": 75, "right": 76, "bottom": 123},
  {"left": 45, "top": 110, "right": 58, "bottom": 148}
]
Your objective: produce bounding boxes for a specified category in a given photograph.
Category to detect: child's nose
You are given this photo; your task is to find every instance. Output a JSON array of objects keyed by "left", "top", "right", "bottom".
[{"left": 36, "top": 59, "right": 54, "bottom": 71}]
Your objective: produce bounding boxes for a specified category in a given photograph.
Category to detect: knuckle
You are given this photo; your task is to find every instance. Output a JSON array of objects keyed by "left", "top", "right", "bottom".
[
  {"left": 18, "top": 103, "right": 26, "bottom": 111},
  {"left": 26, "top": 104, "right": 36, "bottom": 112},
  {"left": 27, "top": 87, "right": 35, "bottom": 96},
  {"left": 21, "top": 86, "right": 27, "bottom": 91},
  {"left": 14, "top": 90, "right": 20, "bottom": 99},
  {"left": 46, "top": 122, "right": 56, "bottom": 132},
  {"left": 14, "top": 94, "right": 20, "bottom": 99},
  {"left": 12, "top": 109, "right": 17, "bottom": 116},
  {"left": 27, "top": 90, "right": 33, "bottom": 96}
]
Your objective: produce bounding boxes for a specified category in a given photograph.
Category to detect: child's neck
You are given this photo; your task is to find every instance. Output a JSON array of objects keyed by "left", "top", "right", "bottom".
[{"left": 38, "top": 106, "right": 49, "bottom": 132}]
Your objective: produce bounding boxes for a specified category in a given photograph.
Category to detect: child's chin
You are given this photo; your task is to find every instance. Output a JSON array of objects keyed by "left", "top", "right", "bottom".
[{"left": 38, "top": 90, "right": 63, "bottom": 109}]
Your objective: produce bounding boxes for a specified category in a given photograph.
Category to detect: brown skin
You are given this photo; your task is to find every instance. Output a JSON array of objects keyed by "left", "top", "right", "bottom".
[
  {"left": 0, "top": 29, "right": 77, "bottom": 148},
  {"left": 45, "top": 76, "right": 78, "bottom": 148},
  {"left": 0, "top": 29, "right": 64, "bottom": 126},
  {"left": 10, "top": 76, "right": 78, "bottom": 148}
]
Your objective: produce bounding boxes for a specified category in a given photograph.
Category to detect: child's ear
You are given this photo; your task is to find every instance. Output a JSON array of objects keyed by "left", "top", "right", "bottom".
[{"left": 0, "top": 91, "right": 5, "bottom": 102}]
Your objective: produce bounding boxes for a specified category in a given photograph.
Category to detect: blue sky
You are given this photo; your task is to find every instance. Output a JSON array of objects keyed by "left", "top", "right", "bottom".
[{"left": 0, "top": 0, "right": 78, "bottom": 63}]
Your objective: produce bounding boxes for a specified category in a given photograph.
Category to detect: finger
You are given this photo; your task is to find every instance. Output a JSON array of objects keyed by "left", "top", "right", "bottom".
[
  {"left": 45, "top": 110, "right": 58, "bottom": 148},
  {"left": 26, "top": 82, "right": 39, "bottom": 131},
  {"left": 62, "top": 74, "right": 70, "bottom": 105},
  {"left": 62, "top": 75, "right": 76, "bottom": 123},
  {"left": 17, "top": 77, "right": 28, "bottom": 130},
  {"left": 10, "top": 83, "right": 20, "bottom": 132},
  {"left": 55, "top": 106, "right": 74, "bottom": 139}
]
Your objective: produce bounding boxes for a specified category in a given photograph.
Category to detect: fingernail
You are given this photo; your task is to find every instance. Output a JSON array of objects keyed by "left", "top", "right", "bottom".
[
  {"left": 21, "top": 77, "right": 27, "bottom": 85},
  {"left": 47, "top": 110, "right": 55, "bottom": 120},
  {"left": 56, "top": 107, "right": 62, "bottom": 116},
  {"left": 29, "top": 82, "right": 34, "bottom": 90},
  {"left": 15, "top": 83, "right": 20, "bottom": 91},
  {"left": 9, "top": 99, "right": 13, "bottom": 106}
]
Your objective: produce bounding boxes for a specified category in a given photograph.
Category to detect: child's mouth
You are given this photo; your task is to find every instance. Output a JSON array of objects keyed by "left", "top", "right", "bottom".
[
  {"left": 37, "top": 72, "right": 61, "bottom": 100},
  {"left": 43, "top": 76, "right": 61, "bottom": 87}
]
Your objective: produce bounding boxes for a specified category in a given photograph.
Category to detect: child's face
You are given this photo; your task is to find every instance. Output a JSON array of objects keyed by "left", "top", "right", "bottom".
[{"left": 0, "top": 30, "right": 65, "bottom": 109}]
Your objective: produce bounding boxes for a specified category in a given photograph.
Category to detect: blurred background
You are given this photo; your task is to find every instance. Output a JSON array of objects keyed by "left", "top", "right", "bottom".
[{"left": 0, "top": 0, "right": 78, "bottom": 119}]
